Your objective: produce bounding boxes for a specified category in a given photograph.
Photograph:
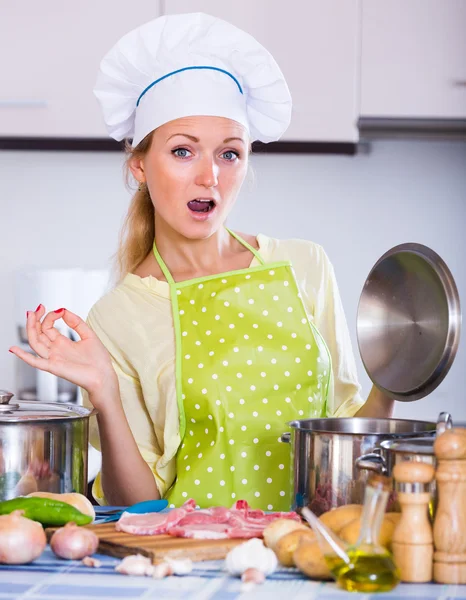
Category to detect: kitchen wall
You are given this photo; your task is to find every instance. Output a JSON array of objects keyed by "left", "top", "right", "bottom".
[{"left": 1, "top": 139, "right": 465, "bottom": 421}]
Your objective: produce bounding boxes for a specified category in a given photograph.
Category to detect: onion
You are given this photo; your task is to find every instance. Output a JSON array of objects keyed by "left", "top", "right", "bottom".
[
  {"left": 50, "top": 522, "right": 99, "bottom": 560},
  {"left": 0, "top": 510, "right": 46, "bottom": 564}
]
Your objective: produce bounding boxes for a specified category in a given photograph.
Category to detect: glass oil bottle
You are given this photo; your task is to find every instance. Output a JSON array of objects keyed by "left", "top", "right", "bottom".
[{"left": 325, "top": 474, "right": 400, "bottom": 593}]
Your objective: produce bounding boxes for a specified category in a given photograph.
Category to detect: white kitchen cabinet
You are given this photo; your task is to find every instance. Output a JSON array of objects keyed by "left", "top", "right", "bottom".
[
  {"left": 0, "top": 1, "right": 360, "bottom": 145},
  {"left": 161, "top": 1, "right": 360, "bottom": 143},
  {"left": 360, "top": 0, "right": 466, "bottom": 119},
  {"left": 0, "top": 1, "right": 163, "bottom": 139}
]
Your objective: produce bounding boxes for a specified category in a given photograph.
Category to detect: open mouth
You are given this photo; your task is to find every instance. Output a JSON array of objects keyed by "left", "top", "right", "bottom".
[{"left": 187, "top": 199, "right": 216, "bottom": 213}]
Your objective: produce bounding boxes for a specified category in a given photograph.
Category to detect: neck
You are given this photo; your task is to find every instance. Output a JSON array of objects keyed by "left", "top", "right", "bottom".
[{"left": 153, "top": 219, "right": 244, "bottom": 279}]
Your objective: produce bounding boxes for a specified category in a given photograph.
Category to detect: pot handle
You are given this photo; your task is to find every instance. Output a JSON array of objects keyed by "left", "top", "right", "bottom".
[
  {"left": 436, "top": 411, "right": 453, "bottom": 436},
  {"left": 281, "top": 432, "right": 291, "bottom": 443},
  {"left": 355, "top": 451, "right": 388, "bottom": 475}
]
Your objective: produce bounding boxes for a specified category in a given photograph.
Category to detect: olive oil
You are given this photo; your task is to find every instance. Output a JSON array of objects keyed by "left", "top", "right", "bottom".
[
  {"left": 325, "top": 548, "right": 400, "bottom": 593},
  {"left": 325, "top": 475, "right": 400, "bottom": 593}
]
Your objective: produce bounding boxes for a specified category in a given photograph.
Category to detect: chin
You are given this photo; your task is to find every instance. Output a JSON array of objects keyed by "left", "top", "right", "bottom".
[
  {"left": 171, "top": 212, "right": 228, "bottom": 240},
  {"left": 181, "top": 222, "right": 222, "bottom": 240}
]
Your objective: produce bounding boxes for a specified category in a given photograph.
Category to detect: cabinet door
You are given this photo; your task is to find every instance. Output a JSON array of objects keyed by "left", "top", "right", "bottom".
[
  {"left": 361, "top": 0, "right": 466, "bottom": 119},
  {"left": 0, "top": 1, "right": 163, "bottom": 138},
  {"left": 162, "top": 0, "right": 360, "bottom": 142}
]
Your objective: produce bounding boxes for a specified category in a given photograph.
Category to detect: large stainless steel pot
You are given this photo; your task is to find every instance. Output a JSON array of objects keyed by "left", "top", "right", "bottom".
[
  {"left": 282, "top": 416, "right": 441, "bottom": 515},
  {"left": 0, "top": 390, "right": 96, "bottom": 501}
]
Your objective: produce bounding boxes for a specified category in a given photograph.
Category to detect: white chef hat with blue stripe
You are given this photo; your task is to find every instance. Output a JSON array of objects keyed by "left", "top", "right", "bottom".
[{"left": 94, "top": 12, "right": 292, "bottom": 147}]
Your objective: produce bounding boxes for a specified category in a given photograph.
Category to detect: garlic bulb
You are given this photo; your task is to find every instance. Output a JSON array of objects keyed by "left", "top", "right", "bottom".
[
  {"left": 225, "top": 538, "right": 277, "bottom": 577},
  {"left": 50, "top": 522, "right": 99, "bottom": 560}
]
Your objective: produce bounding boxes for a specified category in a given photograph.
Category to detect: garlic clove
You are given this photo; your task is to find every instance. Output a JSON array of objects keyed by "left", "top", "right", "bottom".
[
  {"left": 115, "top": 554, "right": 154, "bottom": 576},
  {"left": 242, "top": 568, "right": 266, "bottom": 584},
  {"left": 152, "top": 563, "right": 174, "bottom": 579},
  {"left": 164, "top": 557, "right": 193, "bottom": 575},
  {"left": 82, "top": 556, "right": 102, "bottom": 568}
]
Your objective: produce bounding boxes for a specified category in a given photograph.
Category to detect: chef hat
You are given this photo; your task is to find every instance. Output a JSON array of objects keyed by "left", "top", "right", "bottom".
[{"left": 94, "top": 12, "right": 292, "bottom": 147}]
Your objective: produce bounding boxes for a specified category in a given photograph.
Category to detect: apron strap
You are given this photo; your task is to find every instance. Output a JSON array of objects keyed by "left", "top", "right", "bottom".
[
  {"left": 226, "top": 228, "right": 265, "bottom": 265},
  {"left": 152, "top": 228, "right": 265, "bottom": 282},
  {"left": 152, "top": 241, "right": 176, "bottom": 285}
]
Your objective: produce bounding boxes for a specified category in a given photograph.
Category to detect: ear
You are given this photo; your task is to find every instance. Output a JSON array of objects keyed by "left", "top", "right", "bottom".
[{"left": 128, "top": 155, "right": 145, "bottom": 183}]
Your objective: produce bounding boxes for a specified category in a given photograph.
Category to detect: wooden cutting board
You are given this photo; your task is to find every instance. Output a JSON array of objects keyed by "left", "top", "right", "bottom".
[{"left": 45, "top": 522, "right": 245, "bottom": 563}]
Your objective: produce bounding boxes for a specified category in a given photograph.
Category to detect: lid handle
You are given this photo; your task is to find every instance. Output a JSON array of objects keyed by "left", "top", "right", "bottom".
[
  {"left": 436, "top": 411, "right": 453, "bottom": 436},
  {"left": 0, "top": 390, "right": 14, "bottom": 405}
]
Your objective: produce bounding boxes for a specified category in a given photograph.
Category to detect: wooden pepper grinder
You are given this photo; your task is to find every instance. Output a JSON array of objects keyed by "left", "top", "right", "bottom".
[
  {"left": 433, "top": 428, "right": 466, "bottom": 584},
  {"left": 392, "top": 461, "right": 435, "bottom": 582}
]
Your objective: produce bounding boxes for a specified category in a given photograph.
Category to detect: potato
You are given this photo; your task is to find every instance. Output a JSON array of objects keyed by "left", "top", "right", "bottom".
[
  {"left": 339, "top": 513, "right": 400, "bottom": 549},
  {"left": 384, "top": 512, "right": 401, "bottom": 524},
  {"left": 27, "top": 492, "right": 95, "bottom": 520},
  {"left": 319, "top": 504, "right": 363, "bottom": 533},
  {"left": 293, "top": 540, "right": 332, "bottom": 580},
  {"left": 275, "top": 528, "right": 316, "bottom": 567},
  {"left": 263, "top": 519, "right": 308, "bottom": 552}
]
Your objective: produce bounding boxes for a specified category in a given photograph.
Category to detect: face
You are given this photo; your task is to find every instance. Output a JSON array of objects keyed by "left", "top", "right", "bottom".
[{"left": 130, "top": 116, "right": 249, "bottom": 239}]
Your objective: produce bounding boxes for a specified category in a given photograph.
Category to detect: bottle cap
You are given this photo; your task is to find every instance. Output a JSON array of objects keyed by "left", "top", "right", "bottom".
[{"left": 367, "top": 473, "right": 392, "bottom": 492}]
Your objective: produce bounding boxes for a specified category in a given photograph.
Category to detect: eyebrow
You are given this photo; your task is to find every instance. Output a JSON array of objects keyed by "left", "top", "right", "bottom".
[{"left": 167, "top": 133, "right": 246, "bottom": 144}]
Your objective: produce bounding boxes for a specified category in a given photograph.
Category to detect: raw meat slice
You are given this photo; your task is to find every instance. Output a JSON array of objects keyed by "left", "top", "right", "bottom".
[
  {"left": 168, "top": 523, "right": 230, "bottom": 539},
  {"left": 167, "top": 499, "right": 301, "bottom": 539},
  {"left": 116, "top": 498, "right": 195, "bottom": 535},
  {"left": 175, "top": 506, "right": 231, "bottom": 526},
  {"left": 117, "top": 497, "right": 300, "bottom": 538}
]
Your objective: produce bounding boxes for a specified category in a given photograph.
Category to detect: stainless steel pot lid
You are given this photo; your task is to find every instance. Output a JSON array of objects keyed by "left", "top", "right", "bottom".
[
  {"left": 0, "top": 390, "right": 96, "bottom": 422},
  {"left": 357, "top": 243, "right": 461, "bottom": 401},
  {"left": 380, "top": 437, "right": 435, "bottom": 455}
]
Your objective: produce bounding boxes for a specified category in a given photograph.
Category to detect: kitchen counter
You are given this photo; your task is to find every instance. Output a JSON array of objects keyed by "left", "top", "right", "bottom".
[{"left": 1, "top": 508, "right": 466, "bottom": 599}]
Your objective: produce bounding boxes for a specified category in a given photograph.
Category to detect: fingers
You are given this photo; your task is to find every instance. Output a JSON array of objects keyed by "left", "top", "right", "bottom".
[
  {"left": 26, "top": 307, "right": 50, "bottom": 359},
  {"left": 9, "top": 345, "right": 50, "bottom": 371},
  {"left": 41, "top": 308, "right": 66, "bottom": 343},
  {"left": 33, "top": 304, "right": 57, "bottom": 348},
  {"left": 61, "top": 309, "right": 94, "bottom": 341}
]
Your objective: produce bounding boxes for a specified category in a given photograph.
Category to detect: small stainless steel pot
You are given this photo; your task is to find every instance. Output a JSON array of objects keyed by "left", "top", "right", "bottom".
[
  {"left": 356, "top": 436, "right": 439, "bottom": 514},
  {"left": 282, "top": 414, "right": 447, "bottom": 515},
  {"left": 356, "top": 437, "right": 436, "bottom": 476},
  {"left": 0, "top": 390, "right": 96, "bottom": 501}
]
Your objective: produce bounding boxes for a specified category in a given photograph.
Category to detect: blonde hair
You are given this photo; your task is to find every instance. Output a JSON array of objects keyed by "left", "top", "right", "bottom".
[{"left": 115, "top": 133, "right": 155, "bottom": 282}]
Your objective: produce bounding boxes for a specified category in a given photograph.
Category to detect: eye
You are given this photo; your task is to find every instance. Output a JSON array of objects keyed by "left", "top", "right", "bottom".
[
  {"left": 221, "top": 150, "right": 240, "bottom": 161},
  {"left": 172, "top": 147, "right": 192, "bottom": 159}
]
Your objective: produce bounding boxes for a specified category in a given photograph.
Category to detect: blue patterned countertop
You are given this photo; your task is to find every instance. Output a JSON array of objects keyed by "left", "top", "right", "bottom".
[{"left": 1, "top": 507, "right": 465, "bottom": 599}]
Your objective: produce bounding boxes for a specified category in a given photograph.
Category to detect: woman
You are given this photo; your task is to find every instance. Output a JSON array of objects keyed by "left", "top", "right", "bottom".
[{"left": 9, "top": 13, "right": 393, "bottom": 510}]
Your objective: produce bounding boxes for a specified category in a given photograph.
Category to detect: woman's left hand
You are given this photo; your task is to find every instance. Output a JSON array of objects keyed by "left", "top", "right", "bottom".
[{"left": 9, "top": 305, "right": 118, "bottom": 400}]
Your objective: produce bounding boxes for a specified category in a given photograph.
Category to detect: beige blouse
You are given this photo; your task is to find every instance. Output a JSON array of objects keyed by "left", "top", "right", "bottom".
[{"left": 82, "top": 235, "right": 365, "bottom": 503}]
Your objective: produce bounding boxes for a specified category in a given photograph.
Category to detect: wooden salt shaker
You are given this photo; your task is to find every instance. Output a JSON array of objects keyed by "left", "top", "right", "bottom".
[
  {"left": 433, "top": 428, "right": 466, "bottom": 584},
  {"left": 392, "top": 461, "right": 435, "bottom": 582}
]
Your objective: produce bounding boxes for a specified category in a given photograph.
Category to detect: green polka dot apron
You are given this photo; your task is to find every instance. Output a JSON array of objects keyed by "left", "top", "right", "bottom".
[{"left": 157, "top": 229, "right": 331, "bottom": 511}]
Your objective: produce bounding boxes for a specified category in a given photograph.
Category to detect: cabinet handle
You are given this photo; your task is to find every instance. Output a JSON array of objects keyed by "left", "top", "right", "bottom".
[{"left": 0, "top": 100, "right": 47, "bottom": 108}]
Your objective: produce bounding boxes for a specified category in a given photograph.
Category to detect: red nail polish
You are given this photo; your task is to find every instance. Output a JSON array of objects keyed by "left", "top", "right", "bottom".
[
  {"left": 35, "top": 304, "right": 41, "bottom": 312},
  {"left": 9, "top": 349, "right": 14, "bottom": 353},
  {"left": 26, "top": 311, "right": 31, "bottom": 318},
  {"left": 54, "top": 308, "right": 65, "bottom": 313}
]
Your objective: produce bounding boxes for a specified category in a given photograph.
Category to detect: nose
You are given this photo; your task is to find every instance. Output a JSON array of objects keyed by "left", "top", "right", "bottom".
[{"left": 195, "top": 157, "right": 219, "bottom": 188}]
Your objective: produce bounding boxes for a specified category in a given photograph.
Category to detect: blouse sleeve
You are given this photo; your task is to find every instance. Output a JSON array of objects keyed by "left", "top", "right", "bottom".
[
  {"left": 81, "top": 305, "right": 177, "bottom": 504},
  {"left": 301, "top": 244, "right": 365, "bottom": 417}
]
